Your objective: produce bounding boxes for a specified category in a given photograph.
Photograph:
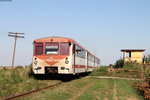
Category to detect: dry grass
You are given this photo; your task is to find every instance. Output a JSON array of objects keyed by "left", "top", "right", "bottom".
[
  {"left": 0, "top": 66, "right": 60, "bottom": 99},
  {"left": 23, "top": 77, "right": 143, "bottom": 100}
]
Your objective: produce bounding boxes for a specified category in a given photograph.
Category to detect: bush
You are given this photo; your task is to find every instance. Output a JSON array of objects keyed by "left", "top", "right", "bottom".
[
  {"left": 143, "top": 54, "right": 150, "bottom": 64},
  {"left": 90, "top": 66, "right": 109, "bottom": 76},
  {"left": 124, "top": 61, "right": 137, "bottom": 67},
  {"left": 114, "top": 59, "right": 124, "bottom": 68}
]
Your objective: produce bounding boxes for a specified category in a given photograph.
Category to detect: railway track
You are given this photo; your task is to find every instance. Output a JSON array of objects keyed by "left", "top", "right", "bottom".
[{"left": 2, "top": 82, "right": 63, "bottom": 100}]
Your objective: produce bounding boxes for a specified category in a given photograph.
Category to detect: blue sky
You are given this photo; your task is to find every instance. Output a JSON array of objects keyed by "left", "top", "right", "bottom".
[{"left": 0, "top": 0, "right": 150, "bottom": 66}]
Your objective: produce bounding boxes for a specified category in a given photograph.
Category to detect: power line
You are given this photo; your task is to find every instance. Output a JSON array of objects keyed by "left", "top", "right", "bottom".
[{"left": 8, "top": 32, "right": 25, "bottom": 68}]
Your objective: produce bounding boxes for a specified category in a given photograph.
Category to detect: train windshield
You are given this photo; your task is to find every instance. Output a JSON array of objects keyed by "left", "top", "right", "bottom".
[
  {"left": 60, "top": 43, "right": 69, "bottom": 55},
  {"left": 45, "top": 43, "right": 59, "bottom": 55},
  {"left": 35, "top": 43, "right": 43, "bottom": 55}
]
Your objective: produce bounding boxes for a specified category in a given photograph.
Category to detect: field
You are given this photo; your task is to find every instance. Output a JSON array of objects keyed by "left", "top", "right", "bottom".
[
  {"left": 0, "top": 66, "right": 148, "bottom": 100},
  {"left": 0, "top": 67, "right": 61, "bottom": 99},
  {"left": 23, "top": 77, "right": 143, "bottom": 100}
]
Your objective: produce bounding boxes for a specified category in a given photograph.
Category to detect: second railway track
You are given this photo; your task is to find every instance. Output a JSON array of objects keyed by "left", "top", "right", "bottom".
[{"left": 2, "top": 82, "right": 63, "bottom": 100}]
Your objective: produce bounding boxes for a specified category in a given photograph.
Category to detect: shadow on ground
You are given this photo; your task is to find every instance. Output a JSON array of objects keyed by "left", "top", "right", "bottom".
[{"left": 29, "top": 72, "right": 91, "bottom": 82}]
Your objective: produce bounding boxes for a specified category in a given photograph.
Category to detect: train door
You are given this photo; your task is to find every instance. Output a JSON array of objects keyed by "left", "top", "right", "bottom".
[
  {"left": 85, "top": 52, "right": 88, "bottom": 72},
  {"left": 87, "top": 53, "right": 89, "bottom": 72},
  {"left": 72, "top": 44, "right": 76, "bottom": 74}
]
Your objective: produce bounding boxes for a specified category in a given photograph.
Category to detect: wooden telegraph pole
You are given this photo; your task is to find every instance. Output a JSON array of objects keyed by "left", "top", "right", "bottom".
[{"left": 8, "top": 32, "right": 25, "bottom": 68}]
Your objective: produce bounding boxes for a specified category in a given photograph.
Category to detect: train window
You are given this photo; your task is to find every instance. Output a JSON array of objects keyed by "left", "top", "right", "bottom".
[
  {"left": 87, "top": 54, "right": 90, "bottom": 60},
  {"left": 73, "top": 45, "right": 75, "bottom": 54},
  {"left": 95, "top": 58, "right": 98, "bottom": 64},
  {"left": 45, "top": 43, "right": 59, "bottom": 55},
  {"left": 35, "top": 43, "right": 43, "bottom": 55},
  {"left": 76, "top": 46, "right": 85, "bottom": 58},
  {"left": 60, "top": 43, "right": 69, "bottom": 55},
  {"left": 88, "top": 54, "right": 94, "bottom": 62}
]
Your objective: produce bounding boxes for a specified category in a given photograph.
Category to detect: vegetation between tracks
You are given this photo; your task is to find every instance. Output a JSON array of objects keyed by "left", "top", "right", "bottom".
[
  {"left": 91, "top": 65, "right": 150, "bottom": 100},
  {"left": 23, "top": 77, "right": 143, "bottom": 100}
]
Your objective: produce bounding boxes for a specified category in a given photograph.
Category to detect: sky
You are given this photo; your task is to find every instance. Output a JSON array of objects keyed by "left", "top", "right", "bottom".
[{"left": 0, "top": 0, "right": 150, "bottom": 66}]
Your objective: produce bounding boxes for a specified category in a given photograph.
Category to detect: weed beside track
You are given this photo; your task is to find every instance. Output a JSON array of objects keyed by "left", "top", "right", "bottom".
[{"left": 0, "top": 67, "right": 61, "bottom": 99}]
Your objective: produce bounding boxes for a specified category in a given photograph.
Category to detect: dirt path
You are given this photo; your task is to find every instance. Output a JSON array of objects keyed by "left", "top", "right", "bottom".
[
  {"left": 114, "top": 85, "right": 118, "bottom": 100},
  {"left": 103, "top": 88, "right": 109, "bottom": 100},
  {"left": 68, "top": 82, "right": 94, "bottom": 100},
  {"left": 89, "top": 76, "right": 142, "bottom": 80}
]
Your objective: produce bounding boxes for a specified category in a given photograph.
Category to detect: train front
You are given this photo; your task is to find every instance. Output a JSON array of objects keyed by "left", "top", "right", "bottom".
[{"left": 32, "top": 37, "right": 73, "bottom": 74}]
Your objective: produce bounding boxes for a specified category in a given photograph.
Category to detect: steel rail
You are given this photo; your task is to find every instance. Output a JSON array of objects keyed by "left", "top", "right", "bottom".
[{"left": 2, "top": 82, "right": 63, "bottom": 100}]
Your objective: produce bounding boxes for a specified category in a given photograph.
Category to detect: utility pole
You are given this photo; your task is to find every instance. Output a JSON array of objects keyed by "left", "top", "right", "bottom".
[{"left": 8, "top": 32, "right": 25, "bottom": 68}]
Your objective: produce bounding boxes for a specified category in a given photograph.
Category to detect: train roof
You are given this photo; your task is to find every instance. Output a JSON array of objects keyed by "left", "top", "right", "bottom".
[{"left": 34, "top": 36, "right": 100, "bottom": 60}]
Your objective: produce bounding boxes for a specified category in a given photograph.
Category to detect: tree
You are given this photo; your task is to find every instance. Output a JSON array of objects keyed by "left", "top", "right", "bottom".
[{"left": 114, "top": 59, "right": 124, "bottom": 68}]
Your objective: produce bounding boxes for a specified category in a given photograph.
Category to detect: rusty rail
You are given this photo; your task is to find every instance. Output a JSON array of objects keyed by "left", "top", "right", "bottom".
[{"left": 2, "top": 82, "right": 63, "bottom": 100}]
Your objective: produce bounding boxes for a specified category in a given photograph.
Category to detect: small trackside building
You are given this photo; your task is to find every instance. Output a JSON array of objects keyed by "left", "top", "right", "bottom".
[{"left": 121, "top": 49, "right": 145, "bottom": 64}]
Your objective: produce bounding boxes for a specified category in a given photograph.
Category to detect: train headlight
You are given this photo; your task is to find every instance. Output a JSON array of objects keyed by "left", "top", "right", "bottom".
[
  {"left": 34, "top": 61, "right": 38, "bottom": 65},
  {"left": 66, "top": 68, "right": 69, "bottom": 72},
  {"left": 61, "top": 67, "right": 65, "bottom": 70},
  {"left": 37, "top": 67, "right": 41, "bottom": 70},
  {"left": 34, "top": 67, "right": 41, "bottom": 70}
]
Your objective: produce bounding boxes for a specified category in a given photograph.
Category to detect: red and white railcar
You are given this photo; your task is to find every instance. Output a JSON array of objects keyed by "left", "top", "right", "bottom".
[{"left": 32, "top": 37, "right": 100, "bottom": 75}]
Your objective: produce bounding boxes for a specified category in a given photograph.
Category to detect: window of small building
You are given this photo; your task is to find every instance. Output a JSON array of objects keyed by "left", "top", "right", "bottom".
[{"left": 126, "top": 52, "right": 131, "bottom": 58}]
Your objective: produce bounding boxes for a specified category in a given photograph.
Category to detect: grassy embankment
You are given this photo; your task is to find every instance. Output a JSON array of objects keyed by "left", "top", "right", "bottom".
[
  {"left": 90, "top": 66, "right": 142, "bottom": 79},
  {"left": 90, "top": 65, "right": 150, "bottom": 100},
  {"left": 0, "top": 66, "right": 147, "bottom": 100},
  {"left": 0, "top": 66, "right": 60, "bottom": 99},
  {"left": 23, "top": 66, "right": 144, "bottom": 100},
  {"left": 24, "top": 76, "right": 143, "bottom": 100}
]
